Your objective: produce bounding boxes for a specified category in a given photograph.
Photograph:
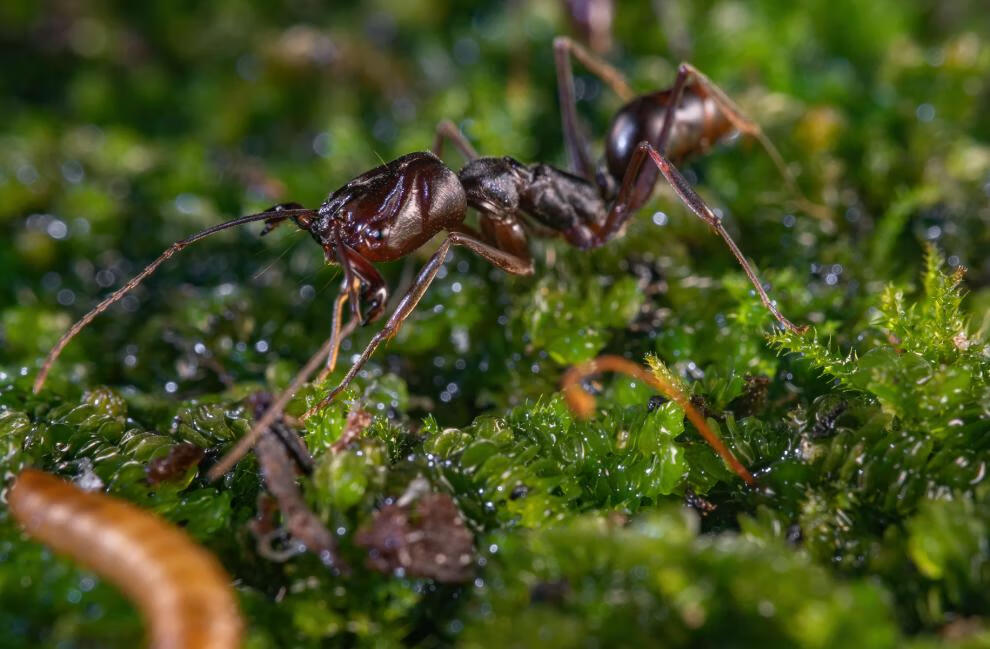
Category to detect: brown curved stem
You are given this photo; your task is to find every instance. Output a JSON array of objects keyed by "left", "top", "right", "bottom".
[{"left": 561, "top": 355, "right": 755, "bottom": 486}]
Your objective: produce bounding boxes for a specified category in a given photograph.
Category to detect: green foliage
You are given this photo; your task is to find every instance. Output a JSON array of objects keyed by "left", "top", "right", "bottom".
[
  {"left": 520, "top": 274, "right": 643, "bottom": 364},
  {"left": 425, "top": 393, "right": 718, "bottom": 529},
  {"left": 762, "top": 249, "right": 990, "bottom": 629},
  {"left": 770, "top": 247, "right": 988, "bottom": 432},
  {"left": 1, "top": 1, "right": 990, "bottom": 647},
  {"left": 907, "top": 496, "right": 989, "bottom": 613},
  {"left": 462, "top": 509, "right": 899, "bottom": 649}
]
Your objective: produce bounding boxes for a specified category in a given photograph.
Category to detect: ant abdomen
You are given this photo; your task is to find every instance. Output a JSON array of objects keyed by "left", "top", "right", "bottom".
[{"left": 604, "top": 87, "right": 732, "bottom": 183}]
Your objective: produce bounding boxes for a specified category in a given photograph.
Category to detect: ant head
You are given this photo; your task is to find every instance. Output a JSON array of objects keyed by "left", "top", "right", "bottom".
[
  {"left": 258, "top": 202, "right": 339, "bottom": 260},
  {"left": 458, "top": 156, "right": 532, "bottom": 218}
]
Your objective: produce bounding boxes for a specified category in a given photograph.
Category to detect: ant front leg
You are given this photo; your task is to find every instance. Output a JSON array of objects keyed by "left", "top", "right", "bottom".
[
  {"left": 315, "top": 245, "right": 387, "bottom": 382},
  {"left": 315, "top": 284, "right": 359, "bottom": 384},
  {"left": 553, "top": 36, "right": 634, "bottom": 182},
  {"left": 336, "top": 243, "right": 387, "bottom": 325},
  {"left": 210, "top": 224, "right": 534, "bottom": 479},
  {"left": 301, "top": 226, "right": 533, "bottom": 420},
  {"left": 668, "top": 63, "right": 829, "bottom": 220},
  {"left": 601, "top": 141, "right": 806, "bottom": 334},
  {"left": 299, "top": 237, "right": 455, "bottom": 421}
]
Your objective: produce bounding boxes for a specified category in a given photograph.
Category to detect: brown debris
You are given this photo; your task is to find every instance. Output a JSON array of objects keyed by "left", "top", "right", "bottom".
[
  {"left": 729, "top": 375, "right": 770, "bottom": 417},
  {"left": 248, "top": 392, "right": 347, "bottom": 572},
  {"left": 247, "top": 392, "right": 314, "bottom": 473},
  {"left": 810, "top": 398, "right": 849, "bottom": 439},
  {"left": 331, "top": 406, "right": 373, "bottom": 454},
  {"left": 146, "top": 442, "right": 205, "bottom": 485},
  {"left": 248, "top": 493, "right": 279, "bottom": 540},
  {"left": 684, "top": 487, "right": 717, "bottom": 516},
  {"left": 355, "top": 492, "right": 475, "bottom": 583}
]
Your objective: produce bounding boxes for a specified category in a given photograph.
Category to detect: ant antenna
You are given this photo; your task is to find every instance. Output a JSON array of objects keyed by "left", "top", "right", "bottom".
[
  {"left": 32, "top": 208, "right": 317, "bottom": 394},
  {"left": 560, "top": 355, "right": 756, "bottom": 486}
]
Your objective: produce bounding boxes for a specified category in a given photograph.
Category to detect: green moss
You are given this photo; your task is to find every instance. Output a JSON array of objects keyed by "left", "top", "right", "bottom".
[
  {"left": 2, "top": 1, "right": 990, "bottom": 646},
  {"left": 462, "top": 509, "right": 900, "bottom": 649}
]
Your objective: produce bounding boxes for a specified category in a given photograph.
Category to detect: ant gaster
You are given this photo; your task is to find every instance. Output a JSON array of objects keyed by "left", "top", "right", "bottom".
[{"left": 35, "top": 40, "right": 810, "bottom": 478}]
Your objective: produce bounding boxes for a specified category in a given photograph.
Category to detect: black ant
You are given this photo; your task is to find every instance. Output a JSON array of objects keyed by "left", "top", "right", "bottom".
[{"left": 34, "top": 39, "right": 810, "bottom": 479}]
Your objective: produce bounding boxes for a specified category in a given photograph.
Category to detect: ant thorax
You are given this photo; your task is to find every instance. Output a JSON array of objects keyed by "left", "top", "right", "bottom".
[
  {"left": 517, "top": 163, "right": 607, "bottom": 249},
  {"left": 458, "top": 156, "right": 532, "bottom": 218},
  {"left": 317, "top": 152, "right": 464, "bottom": 263}
]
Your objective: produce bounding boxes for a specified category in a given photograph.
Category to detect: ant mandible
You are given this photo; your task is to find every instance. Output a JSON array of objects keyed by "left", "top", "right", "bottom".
[{"left": 34, "top": 40, "right": 808, "bottom": 478}]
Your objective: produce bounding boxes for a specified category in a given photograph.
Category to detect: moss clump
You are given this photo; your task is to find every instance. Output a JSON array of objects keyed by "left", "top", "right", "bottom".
[{"left": 462, "top": 509, "right": 900, "bottom": 649}]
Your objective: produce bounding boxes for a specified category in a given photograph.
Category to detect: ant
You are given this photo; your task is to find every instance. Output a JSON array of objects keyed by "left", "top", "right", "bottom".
[{"left": 34, "top": 39, "right": 810, "bottom": 479}]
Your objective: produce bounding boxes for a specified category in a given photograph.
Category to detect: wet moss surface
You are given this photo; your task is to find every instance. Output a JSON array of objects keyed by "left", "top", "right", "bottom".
[{"left": 1, "top": 1, "right": 989, "bottom": 647}]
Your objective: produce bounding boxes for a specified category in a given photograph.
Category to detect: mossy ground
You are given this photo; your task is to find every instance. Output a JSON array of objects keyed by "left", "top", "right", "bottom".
[{"left": 1, "top": 1, "right": 989, "bottom": 647}]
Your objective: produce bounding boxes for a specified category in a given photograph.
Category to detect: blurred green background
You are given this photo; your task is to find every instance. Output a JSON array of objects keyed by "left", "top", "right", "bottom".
[
  {"left": 1, "top": 0, "right": 988, "bottom": 411},
  {"left": 1, "top": 1, "right": 989, "bottom": 648}
]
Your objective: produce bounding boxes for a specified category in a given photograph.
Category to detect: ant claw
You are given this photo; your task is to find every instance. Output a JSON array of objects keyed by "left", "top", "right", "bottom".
[{"left": 360, "top": 286, "right": 388, "bottom": 325}]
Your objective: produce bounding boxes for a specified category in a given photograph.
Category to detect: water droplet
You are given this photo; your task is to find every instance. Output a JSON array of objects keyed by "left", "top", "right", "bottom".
[
  {"left": 916, "top": 103, "right": 935, "bottom": 122},
  {"left": 56, "top": 289, "right": 76, "bottom": 305},
  {"left": 312, "top": 132, "right": 333, "bottom": 158}
]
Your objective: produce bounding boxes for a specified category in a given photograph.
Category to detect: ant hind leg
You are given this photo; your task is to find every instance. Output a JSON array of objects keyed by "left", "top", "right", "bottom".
[
  {"left": 553, "top": 35, "right": 635, "bottom": 181},
  {"left": 673, "top": 62, "right": 830, "bottom": 221},
  {"left": 598, "top": 141, "right": 806, "bottom": 334},
  {"left": 644, "top": 142, "right": 806, "bottom": 333}
]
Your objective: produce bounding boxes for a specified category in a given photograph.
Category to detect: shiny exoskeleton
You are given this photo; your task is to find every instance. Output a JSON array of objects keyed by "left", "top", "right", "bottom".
[{"left": 35, "top": 37, "right": 809, "bottom": 479}]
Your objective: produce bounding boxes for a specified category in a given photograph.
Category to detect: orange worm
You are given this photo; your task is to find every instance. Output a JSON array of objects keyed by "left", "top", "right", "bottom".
[
  {"left": 8, "top": 469, "right": 243, "bottom": 649},
  {"left": 560, "top": 355, "right": 755, "bottom": 486}
]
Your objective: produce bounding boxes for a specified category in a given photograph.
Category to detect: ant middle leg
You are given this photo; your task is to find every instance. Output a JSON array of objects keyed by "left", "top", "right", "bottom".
[
  {"left": 314, "top": 285, "right": 360, "bottom": 384},
  {"left": 432, "top": 120, "right": 480, "bottom": 161},
  {"left": 553, "top": 35, "right": 634, "bottom": 182},
  {"left": 300, "top": 226, "right": 533, "bottom": 420}
]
